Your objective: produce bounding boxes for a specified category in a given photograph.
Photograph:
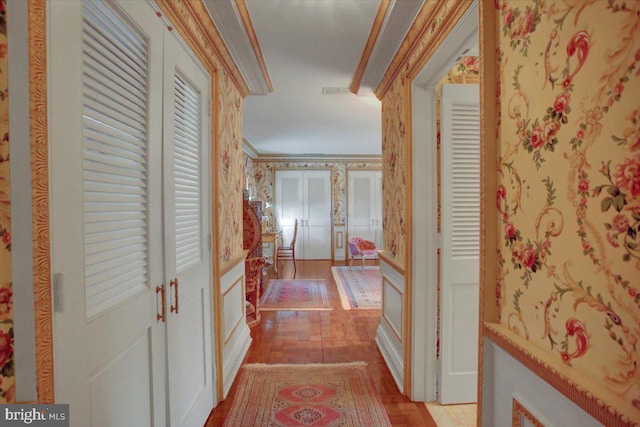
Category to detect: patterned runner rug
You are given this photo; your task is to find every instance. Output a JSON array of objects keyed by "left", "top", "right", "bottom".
[
  {"left": 260, "top": 279, "right": 332, "bottom": 311},
  {"left": 224, "top": 362, "right": 391, "bottom": 426},
  {"left": 331, "top": 266, "right": 382, "bottom": 310}
]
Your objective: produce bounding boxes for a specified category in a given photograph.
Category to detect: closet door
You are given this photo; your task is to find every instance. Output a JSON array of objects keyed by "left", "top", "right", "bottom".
[
  {"left": 275, "top": 170, "right": 304, "bottom": 256},
  {"left": 439, "top": 84, "right": 480, "bottom": 404},
  {"left": 163, "top": 32, "right": 214, "bottom": 426},
  {"left": 303, "top": 170, "right": 331, "bottom": 259},
  {"left": 348, "top": 170, "right": 382, "bottom": 248},
  {"left": 50, "top": 1, "right": 166, "bottom": 425}
]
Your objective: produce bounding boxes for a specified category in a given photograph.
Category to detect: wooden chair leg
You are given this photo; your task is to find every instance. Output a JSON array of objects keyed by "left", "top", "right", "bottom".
[{"left": 292, "top": 258, "right": 296, "bottom": 279}]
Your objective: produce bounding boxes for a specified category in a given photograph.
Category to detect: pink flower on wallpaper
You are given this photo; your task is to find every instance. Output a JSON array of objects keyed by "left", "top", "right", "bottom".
[
  {"left": 0, "top": 330, "right": 12, "bottom": 369},
  {"left": 505, "top": 222, "right": 516, "bottom": 238},
  {"left": 577, "top": 179, "right": 589, "bottom": 193},
  {"left": 0, "top": 288, "right": 11, "bottom": 321},
  {"left": 614, "top": 153, "right": 640, "bottom": 197},
  {"left": 553, "top": 93, "right": 570, "bottom": 114},
  {"left": 606, "top": 233, "right": 619, "bottom": 248},
  {"left": 520, "top": 245, "right": 536, "bottom": 269},
  {"left": 0, "top": 44, "right": 6, "bottom": 60},
  {"left": 542, "top": 120, "right": 559, "bottom": 142},
  {"left": 530, "top": 124, "right": 544, "bottom": 149},
  {"left": 0, "top": 231, "right": 8, "bottom": 249},
  {"left": 612, "top": 214, "right": 629, "bottom": 233},
  {"left": 503, "top": 8, "right": 514, "bottom": 27}
]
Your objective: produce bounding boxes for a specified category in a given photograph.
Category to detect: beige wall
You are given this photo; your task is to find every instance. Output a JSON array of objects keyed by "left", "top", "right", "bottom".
[{"left": 379, "top": 0, "right": 639, "bottom": 421}]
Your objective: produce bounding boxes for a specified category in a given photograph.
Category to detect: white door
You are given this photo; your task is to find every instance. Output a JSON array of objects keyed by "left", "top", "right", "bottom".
[
  {"left": 163, "top": 33, "right": 214, "bottom": 427},
  {"left": 439, "top": 84, "right": 480, "bottom": 404},
  {"left": 275, "top": 170, "right": 331, "bottom": 259},
  {"left": 50, "top": 1, "right": 167, "bottom": 425},
  {"left": 275, "top": 170, "right": 304, "bottom": 256},
  {"left": 347, "top": 170, "right": 383, "bottom": 248},
  {"left": 302, "top": 170, "right": 332, "bottom": 259}
]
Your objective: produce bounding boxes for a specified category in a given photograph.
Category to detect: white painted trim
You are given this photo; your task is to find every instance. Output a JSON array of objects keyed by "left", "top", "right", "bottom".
[
  {"left": 219, "top": 259, "right": 251, "bottom": 397},
  {"left": 408, "top": 0, "right": 478, "bottom": 403},
  {"left": 8, "top": 0, "right": 38, "bottom": 402},
  {"left": 376, "top": 322, "right": 404, "bottom": 393}
]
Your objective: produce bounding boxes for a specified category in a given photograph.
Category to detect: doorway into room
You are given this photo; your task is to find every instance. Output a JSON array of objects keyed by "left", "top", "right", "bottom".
[{"left": 409, "top": 0, "right": 480, "bottom": 420}]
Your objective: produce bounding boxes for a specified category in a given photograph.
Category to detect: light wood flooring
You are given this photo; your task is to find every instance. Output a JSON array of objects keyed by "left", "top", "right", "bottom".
[{"left": 206, "top": 260, "right": 437, "bottom": 426}]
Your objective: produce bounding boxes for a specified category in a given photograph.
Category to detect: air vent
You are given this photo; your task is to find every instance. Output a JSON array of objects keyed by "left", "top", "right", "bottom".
[{"left": 322, "top": 87, "right": 350, "bottom": 95}]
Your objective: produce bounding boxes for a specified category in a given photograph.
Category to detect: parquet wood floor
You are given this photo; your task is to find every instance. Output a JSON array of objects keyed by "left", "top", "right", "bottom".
[{"left": 205, "top": 260, "right": 437, "bottom": 426}]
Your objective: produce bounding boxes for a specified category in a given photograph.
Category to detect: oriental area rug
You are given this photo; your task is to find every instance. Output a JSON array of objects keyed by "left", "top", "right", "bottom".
[
  {"left": 223, "top": 362, "right": 392, "bottom": 427},
  {"left": 260, "top": 279, "right": 332, "bottom": 311},
  {"left": 331, "top": 266, "right": 382, "bottom": 310}
]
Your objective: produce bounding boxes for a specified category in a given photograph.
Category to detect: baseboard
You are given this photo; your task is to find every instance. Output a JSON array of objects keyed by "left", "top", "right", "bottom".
[
  {"left": 222, "top": 325, "right": 251, "bottom": 397},
  {"left": 376, "top": 322, "right": 404, "bottom": 393}
]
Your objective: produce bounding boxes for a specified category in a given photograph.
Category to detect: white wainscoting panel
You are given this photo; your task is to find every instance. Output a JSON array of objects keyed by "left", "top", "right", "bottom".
[
  {"left": 375, "top": 259, "right": 405, "bottom": 392},
  {"left": 220, "top": 259, "right": 251, "bottom": 397},
  {"left": 482, "top": 338, "right": 603, "bottom": 427}
]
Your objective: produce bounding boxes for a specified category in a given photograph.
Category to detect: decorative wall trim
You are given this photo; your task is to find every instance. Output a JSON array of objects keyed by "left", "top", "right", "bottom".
[
  {"left": 223, "top": 277, "right": 244, "bottom": 345},
  {"left": 220, "top": 250, "right": 248, "bottom": 277},
  {"left": 156, "top": 0, "right": 249, "bottom": 96},
  {"left": 485, "top": 323, "right": 636, "bottom": 427},
  {"left": 375, "top": 1, "right": 445, "bottom": 99},
  {"left": 375, "top": 322, "right": 404, "bottom": 393},
  {"left": 477, "top": 0, "right": 498, "bottom": 422},
  {"left": 349, "top": 0, "right": 391, "bottom": 94},
  {"left": 382, "top": 276, "right": 403, "bottom": 342},
  {"left": 377, "top": 251, "right": 405, "bottom": 275},
  {"left": 234, "top": 0, "right": 273, "bottom": 93},
  {"left": 29, "top": 0, "right": 54, "bottom": 405},
  {"left": 512, "top": 398, "right": 545, "bottom": 427},
  {"left": 254, "top": 154, "right": 383, "bottom": 162}
]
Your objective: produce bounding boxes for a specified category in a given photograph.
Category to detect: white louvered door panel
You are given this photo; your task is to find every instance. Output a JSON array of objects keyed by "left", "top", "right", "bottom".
[
  {"left": 163, "top": 31, "right": 214, "bottom": 427},
  {"left": 51, "top": 1, "right": 166, "bottom": 426},
  {"left": 303, "top": 171, "right": 331, "bottom": 259},
  {"left": 275, "top": 171, "right": 304, "bottom": 257},
  {"left": 440, "top": 84, "right": 480, "bottom": 404}
]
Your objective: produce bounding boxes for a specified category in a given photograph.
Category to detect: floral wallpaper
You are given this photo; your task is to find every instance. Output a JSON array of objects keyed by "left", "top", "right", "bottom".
[
  {"left": 379, "top": 0, "right": 462, "bottom": 268},
  {"left": 0, "top": 0, "right": 15, "bottom": 403},
  {"left": 248, "top": 160, "right": 381, "bottom": 230},
  {"left": 218, "top": 70, "right": 244, "bottom": 264},
  {"left": 495, "top": 0, "right": 640, "bottom": 416}
]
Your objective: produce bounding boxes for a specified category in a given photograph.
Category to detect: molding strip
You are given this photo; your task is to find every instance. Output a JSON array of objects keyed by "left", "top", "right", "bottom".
[
  {"left": 29, "top": 0, "right": 54, "bottom": 404},
  {"left": 378, "top": 251, "right": 405, "bottom": 276},
  {"left": 156, "top": 0, "right": 250, "bottom": 97},
  {"left": 234, "top": 0, "right": 273, "bottom": 93},
  {"left": 484, "top": 323, "right": 636, "bottom": 427},
  {"left": 375, "top": 1, "right": 445, "bottom": 99},
  {"left": 350, "top": 0, "right": 391, "bottom": 94}
]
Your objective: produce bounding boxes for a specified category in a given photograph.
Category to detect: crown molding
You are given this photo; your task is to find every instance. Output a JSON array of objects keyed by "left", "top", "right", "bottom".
[
  {"left": 203, "top": 0, "right": 273, "bottom": 95},
  {"left": 351, "top": 0, "right": 424, "bottom": 96},
  {"left": 252, "top": 153, "right": 382, "bottom": 163}
]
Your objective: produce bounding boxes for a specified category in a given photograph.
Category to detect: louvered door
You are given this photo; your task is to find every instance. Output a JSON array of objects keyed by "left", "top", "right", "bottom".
[
  {"left": 50, "top": 1, "right": 167, "bottom": 425},
  {"left": 348, "top": 170, "right": 383, "bottom": 249},
  {"left": 439, "top": 84, "right": 480, "bottom": 404},
  {"left": 163, "top": 32, "right": 213, "bottom": 427}
]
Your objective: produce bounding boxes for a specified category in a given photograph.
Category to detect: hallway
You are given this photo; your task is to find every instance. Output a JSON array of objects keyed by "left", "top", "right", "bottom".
[{"left": 206, "top": 260, "right": 436, "bottom": 426}]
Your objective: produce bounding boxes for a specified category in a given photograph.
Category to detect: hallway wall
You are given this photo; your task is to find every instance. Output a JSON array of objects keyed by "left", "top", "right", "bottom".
[{"left": 376, "top": 0, "right": 639, "bottom": 424}]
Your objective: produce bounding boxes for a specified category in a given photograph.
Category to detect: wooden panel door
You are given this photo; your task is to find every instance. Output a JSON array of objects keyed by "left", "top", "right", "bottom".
[
  {"left": 439, "top": 84, "right": 480, "bottom": 404},
  {"left": 50, "top": 1, "right": 167, "bottom": 425}
]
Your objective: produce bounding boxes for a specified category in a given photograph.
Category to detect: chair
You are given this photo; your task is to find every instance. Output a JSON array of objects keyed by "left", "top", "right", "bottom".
[
  {"left": 245, "top": 257, "right": 266, "bottom": 327},
  {"left": 348, "top": 237, "right": 378, "bottom": 271},
  {"left": 276, "top": 219, "right": 298, "bottom": 278}
]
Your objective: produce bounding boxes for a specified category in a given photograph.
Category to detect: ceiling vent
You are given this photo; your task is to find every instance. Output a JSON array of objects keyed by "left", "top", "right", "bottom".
[{"left": 322, "top": 87, "right": 350, "bottom": 95}]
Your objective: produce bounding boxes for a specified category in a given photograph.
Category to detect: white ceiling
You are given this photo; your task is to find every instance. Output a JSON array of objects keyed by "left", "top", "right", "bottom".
[{"left": 204, "top": 0, "right": 424, "bottom": 157}]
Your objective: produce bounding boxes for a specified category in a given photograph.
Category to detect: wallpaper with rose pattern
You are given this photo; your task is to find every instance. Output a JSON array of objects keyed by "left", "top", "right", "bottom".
[
  {"left": 245, "top": 158, "right": 381, "bottom": 229},
  {"left": 218, "top": 70, "right": 244, "bottom": 264},
  {"left": 494, "top": 0, "right": 640, "bottom": 415},
  {"left": 0, "top": 0, "right": 15, "bottom": 403}
]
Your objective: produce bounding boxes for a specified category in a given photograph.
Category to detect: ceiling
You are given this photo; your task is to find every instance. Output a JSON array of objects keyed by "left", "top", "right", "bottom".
[{"left": 204, "top": 0, "right": 424, "bottom": 157}]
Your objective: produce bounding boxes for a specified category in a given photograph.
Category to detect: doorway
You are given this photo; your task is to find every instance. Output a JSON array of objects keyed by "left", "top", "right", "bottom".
[{"left": 409, "top": 0, "right": 480, "bottom": 407}]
